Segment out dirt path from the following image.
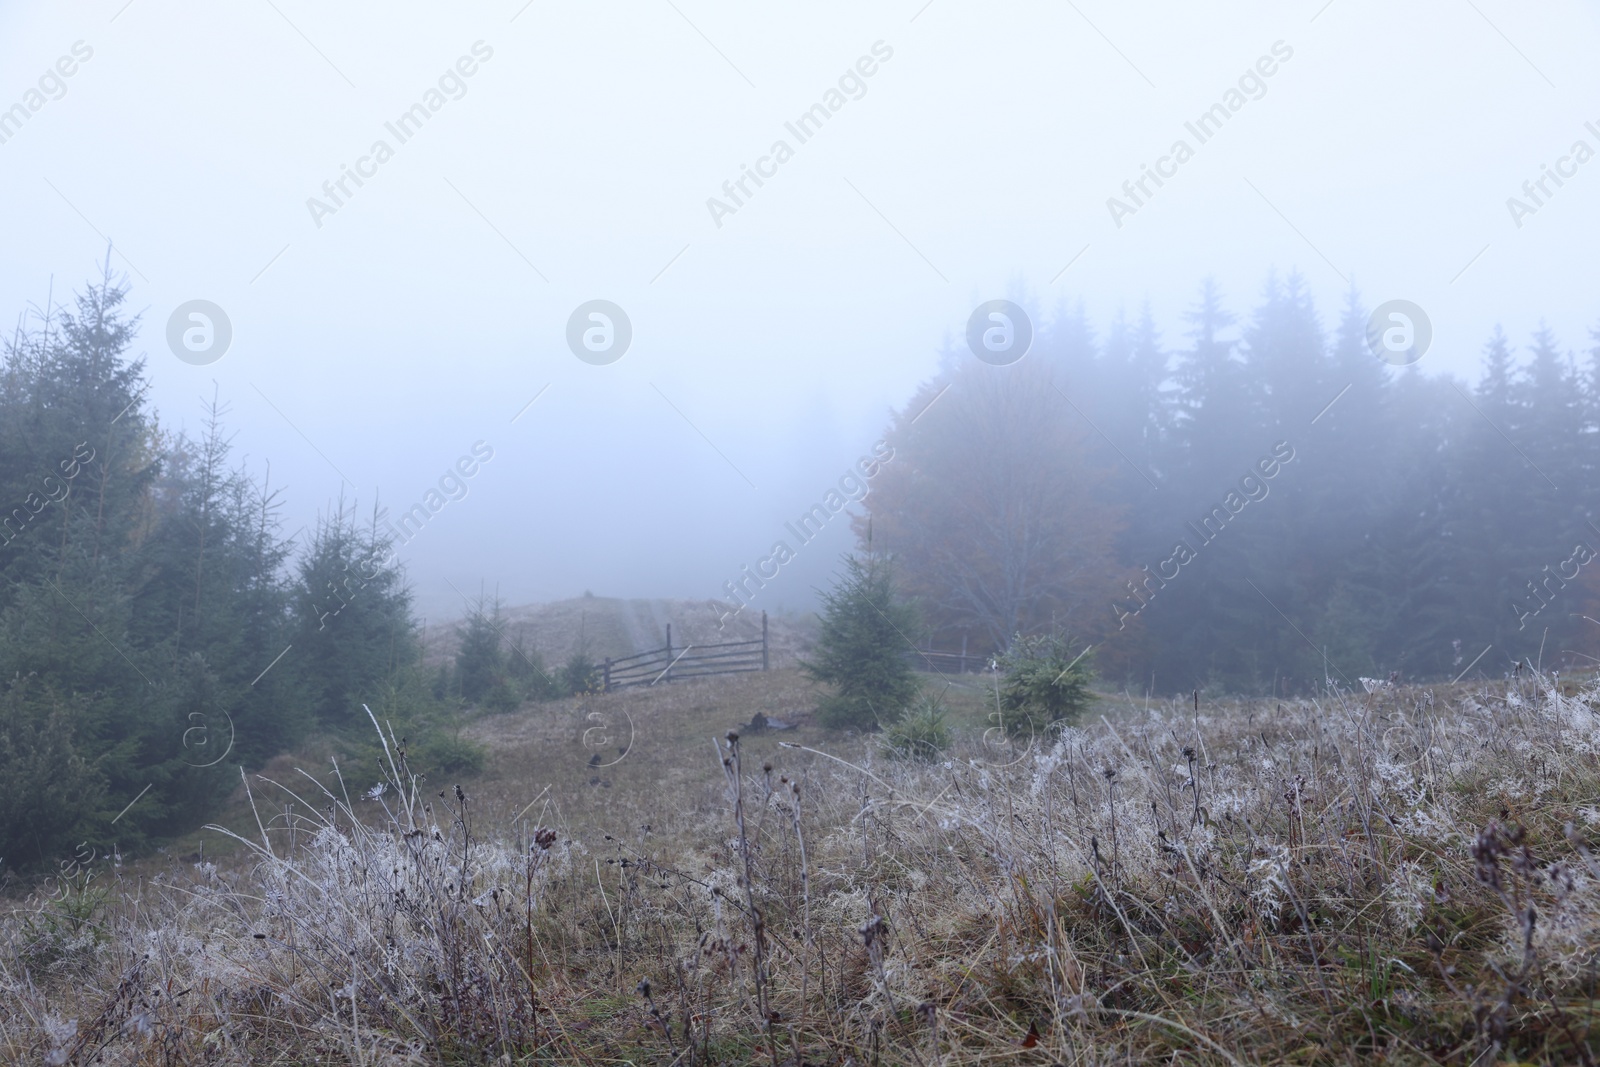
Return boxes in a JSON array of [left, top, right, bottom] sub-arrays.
[[619, 598, 668, 655]]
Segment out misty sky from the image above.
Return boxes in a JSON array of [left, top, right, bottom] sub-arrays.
[[2, 0, 1597, 623]]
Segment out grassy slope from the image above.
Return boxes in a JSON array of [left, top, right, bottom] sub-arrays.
[[144, 664, 1006, 866], [456, 667, 1008, 841], [8, 670, 1600, 1064]]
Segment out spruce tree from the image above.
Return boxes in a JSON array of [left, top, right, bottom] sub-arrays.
[[292, 503, 416, 728], [454, 598, 508, 707], [1457, 328, 1541, 658], [803, 556, 921, 730]]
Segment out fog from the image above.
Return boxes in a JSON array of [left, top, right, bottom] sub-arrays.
[[2, 0, 1597, 622]]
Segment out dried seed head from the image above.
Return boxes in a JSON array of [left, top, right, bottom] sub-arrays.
[[1472, 825, 1504, 889]]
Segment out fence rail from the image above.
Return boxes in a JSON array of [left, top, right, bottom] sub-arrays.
[[904, 648, 993, 674], [601, 612, 769, 691]]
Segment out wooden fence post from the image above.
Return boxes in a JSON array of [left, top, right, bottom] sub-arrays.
[[762, 610, 769, 671], [665, 624, 672, 683]]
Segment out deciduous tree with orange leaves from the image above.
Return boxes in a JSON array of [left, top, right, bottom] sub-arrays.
[[852, 351, 1134, 658]]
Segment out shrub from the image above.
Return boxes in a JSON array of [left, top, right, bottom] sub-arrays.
[[560, 651, 600, 697], [482, 679, 523, 715], [882, 693, 951, 762], [344, 683, 486, 784], [803, 556, 922, 729], [507, 637, 562, 702], [0, 679, 105, 871], [413, 731, 487, 777], [14, 866, 108, 975], [996, 633, 1093, 738], [455, 604, 508, 706]]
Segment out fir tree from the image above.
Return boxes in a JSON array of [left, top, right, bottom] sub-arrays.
[[803, 556, 922, 730]]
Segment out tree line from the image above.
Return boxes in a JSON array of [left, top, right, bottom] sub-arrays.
[[860, 274, 1600, 695], [0, 268, 573, 873]]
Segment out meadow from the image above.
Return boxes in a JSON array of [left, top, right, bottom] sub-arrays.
[[4, 667, 1600, 1065]]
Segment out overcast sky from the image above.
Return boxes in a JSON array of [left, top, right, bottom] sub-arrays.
[[2, 0, 1597, 622]]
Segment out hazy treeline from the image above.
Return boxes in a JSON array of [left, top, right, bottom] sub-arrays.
[[865, 274, 1600, 694]]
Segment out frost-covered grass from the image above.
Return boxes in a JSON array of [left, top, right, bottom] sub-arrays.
[[6, 672, 1600, 1064]]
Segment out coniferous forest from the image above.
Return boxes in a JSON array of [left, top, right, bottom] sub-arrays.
[[864, 274, 1599, 695], [0, 269, 466, 873]]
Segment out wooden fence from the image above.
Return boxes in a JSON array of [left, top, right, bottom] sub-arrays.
[[601, 611, 769, 691], [904, 648, 992, 674], [904, 635, 995, 675]]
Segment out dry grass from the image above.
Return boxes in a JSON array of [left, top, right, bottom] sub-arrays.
[[6, 669, 1600, 1064]]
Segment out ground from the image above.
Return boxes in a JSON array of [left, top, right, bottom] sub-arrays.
[[7, 666, 1600, 1065], [159, 662, 1006, 865]]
